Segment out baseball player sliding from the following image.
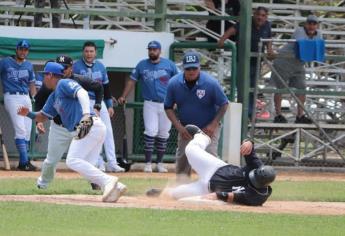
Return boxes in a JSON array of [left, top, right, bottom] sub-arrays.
[[18, 62, 126, 202], [118, 40, 178, 173], [0, 39, 37, 171], [147, 125, 276, 206], [34, 55, 105, 189], [73, 41, 124, 172]]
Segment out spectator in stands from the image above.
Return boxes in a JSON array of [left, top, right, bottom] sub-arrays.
[[218, 6, 274, 117], [164, 51, 229, 181], [271, 15, 323, 124], [204, 0, 240, 42], [34, 0, 61, 28]]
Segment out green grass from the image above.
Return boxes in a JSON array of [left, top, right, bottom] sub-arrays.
[[1, 177, 345, 202], [0, 202, 344, 236]]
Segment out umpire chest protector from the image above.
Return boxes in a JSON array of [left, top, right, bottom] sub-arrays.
[[209, 165, 247, 192]]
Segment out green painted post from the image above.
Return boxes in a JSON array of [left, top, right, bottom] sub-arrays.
[[238, 0, 252, 140], [154, 0, 167, 32]]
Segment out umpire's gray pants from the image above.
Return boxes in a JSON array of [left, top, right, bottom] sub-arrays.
[[175, 125, 221, 180]]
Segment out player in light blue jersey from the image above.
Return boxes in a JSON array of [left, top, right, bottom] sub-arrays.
[[0, 39, 37, 171], [18, 62, 127, 202], [118, 40, 178, 173], [73, 41, 124, 173]]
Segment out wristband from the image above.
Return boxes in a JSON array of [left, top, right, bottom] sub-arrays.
[[104, 98, 113, 109], [216, 192, 228, 202], [26, 111, 37, 120], [93, 103, 102, 111]]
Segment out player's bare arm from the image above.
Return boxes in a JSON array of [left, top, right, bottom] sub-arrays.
[[202, 103, 228, 137], [165, 109, 192, 140], [29, 82, 37, 98], [17, 107, 48, 123], [118, 79, 136, 104]]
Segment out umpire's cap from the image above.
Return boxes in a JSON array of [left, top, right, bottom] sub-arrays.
[[56, 55, 73, 67], [16, 39, 30, 49], [40, 62, 65, 77], [249, 165, 276, 189]]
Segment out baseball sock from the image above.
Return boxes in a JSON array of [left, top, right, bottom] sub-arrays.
[[144, 135, 155, 163], [15, 138, 28, 165], [155, 137, 167, 163]]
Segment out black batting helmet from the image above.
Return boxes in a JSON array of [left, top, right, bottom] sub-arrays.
[[249, 165, 276, 189]]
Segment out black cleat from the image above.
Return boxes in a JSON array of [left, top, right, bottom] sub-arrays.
[[185, 124, 202, 137], [17, 161, 37, 171], [295, 115, 312, 124], [146, 188, 162, 197], [90, 183, 101, 190], [273, 114, 287, 123]]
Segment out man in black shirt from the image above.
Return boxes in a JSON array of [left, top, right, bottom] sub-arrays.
[[147, 124, 275, 206]]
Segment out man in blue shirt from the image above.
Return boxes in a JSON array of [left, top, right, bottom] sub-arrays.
[[18, 62, 126, 202], [164, 51, 229, 180], [73, 41, 124, 173], [118, 40, 178, 173], [0, 39, 37, 171]]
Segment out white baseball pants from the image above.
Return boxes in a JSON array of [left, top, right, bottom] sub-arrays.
[[143, 100, 171, 139], [38, 121, 74, 187], [4, 94, 32, 140], [169, 133, 227, 199], [90, 100, 117, 163], [66, 117, 114, 187]]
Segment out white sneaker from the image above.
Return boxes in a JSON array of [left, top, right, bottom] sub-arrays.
[[106, 162, 125, 173], [144, 163, 152, 173], [102, 177, 119, 202], [37, 176, 48, 189], [157, 163, 168, 173]]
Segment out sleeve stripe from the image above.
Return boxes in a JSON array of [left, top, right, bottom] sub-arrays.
[[73, 87, 81, 98], [41, 110, 54, 119]]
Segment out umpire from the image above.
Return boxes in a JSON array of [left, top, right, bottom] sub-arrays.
[[164, 51, 229, 181]]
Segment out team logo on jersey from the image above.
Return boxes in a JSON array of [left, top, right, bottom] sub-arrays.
[[196, 89, 205, 99]]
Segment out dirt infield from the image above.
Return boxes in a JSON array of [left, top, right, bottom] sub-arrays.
[[0, 194, 345, 216], [1, 170, 345, 215]]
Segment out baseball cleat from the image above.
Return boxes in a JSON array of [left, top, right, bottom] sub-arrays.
[[157, 163, 168, 173], [146, 188, 162, 197], [91, 183, 101, 190], [185, 124, 202, 137], [36, 177, 48, 189], [144, 163, 152, 173], [17, 161, 37, 171], [102, 177, 118, 202], [106, 162, 125, 173]]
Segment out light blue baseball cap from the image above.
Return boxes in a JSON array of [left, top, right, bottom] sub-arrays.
[[39, 62, 64, 76], [183, 51, 200, 69]]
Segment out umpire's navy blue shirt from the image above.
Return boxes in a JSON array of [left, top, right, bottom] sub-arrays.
[[164, 71, 228, 129]]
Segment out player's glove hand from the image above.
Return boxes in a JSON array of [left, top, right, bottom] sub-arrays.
[[75, 114, 93, 140]]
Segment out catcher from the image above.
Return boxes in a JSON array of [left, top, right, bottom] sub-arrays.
[[17, 62, 126, 202], [147, 125, 276, 206]]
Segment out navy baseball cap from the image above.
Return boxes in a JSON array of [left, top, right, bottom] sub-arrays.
[[306, 15, 319, 23], [40, 62, 64, 76], [183, 51, 200, 69], [16, 39, 30, 49], [147, 40, 161, 49], [56, 55, 73, 67]]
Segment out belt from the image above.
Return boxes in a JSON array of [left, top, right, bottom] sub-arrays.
[[146, 99, 164, 103], [5, 92, 28, 95]]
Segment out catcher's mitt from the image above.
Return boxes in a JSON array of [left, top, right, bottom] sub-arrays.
[[75, 115, 93, 139]]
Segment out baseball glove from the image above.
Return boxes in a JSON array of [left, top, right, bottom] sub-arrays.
[[75, 115, 93, 139]]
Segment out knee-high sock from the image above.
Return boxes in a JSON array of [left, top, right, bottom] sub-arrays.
[[15, 138, 28, 165], [144, 134, 155, 163], [155, 137, 167, 163]]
